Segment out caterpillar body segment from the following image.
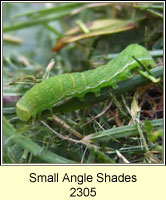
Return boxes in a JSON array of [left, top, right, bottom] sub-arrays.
[[16, 44, 155, 121]]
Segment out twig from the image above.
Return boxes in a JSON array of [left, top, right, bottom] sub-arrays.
[[116, 150, 130, 163], [52, 115, 83, 139], [81, 146, 88, 163], [41, 120, 98, 150]]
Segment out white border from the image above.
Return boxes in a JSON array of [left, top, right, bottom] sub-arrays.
[[1, 1, 165, 166]]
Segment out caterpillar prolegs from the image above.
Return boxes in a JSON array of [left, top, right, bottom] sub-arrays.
[[16, 44, 155, 121]]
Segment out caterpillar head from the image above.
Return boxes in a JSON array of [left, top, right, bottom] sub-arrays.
[[16, 102, 32, 121]]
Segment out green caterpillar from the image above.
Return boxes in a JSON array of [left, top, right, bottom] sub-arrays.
[[16, 44, 155, 121]]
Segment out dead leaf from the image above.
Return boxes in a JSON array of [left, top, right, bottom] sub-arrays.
[[52, 18, 140, 52], [130, 93, 140, 120]]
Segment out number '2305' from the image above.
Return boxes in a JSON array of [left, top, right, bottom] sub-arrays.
[[70, 187, 96, 197]]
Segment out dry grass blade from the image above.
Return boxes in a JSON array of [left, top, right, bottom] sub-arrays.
[[41, 120, 99, 150], [52, 19, 139, 52], [52, 115, 83, 139]]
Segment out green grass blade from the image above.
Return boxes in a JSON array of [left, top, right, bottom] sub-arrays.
[[3, 116, 74, 163], [3, 12, 70, 32], [12, 3, 84, 18], [90, 118, 163, 142]]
